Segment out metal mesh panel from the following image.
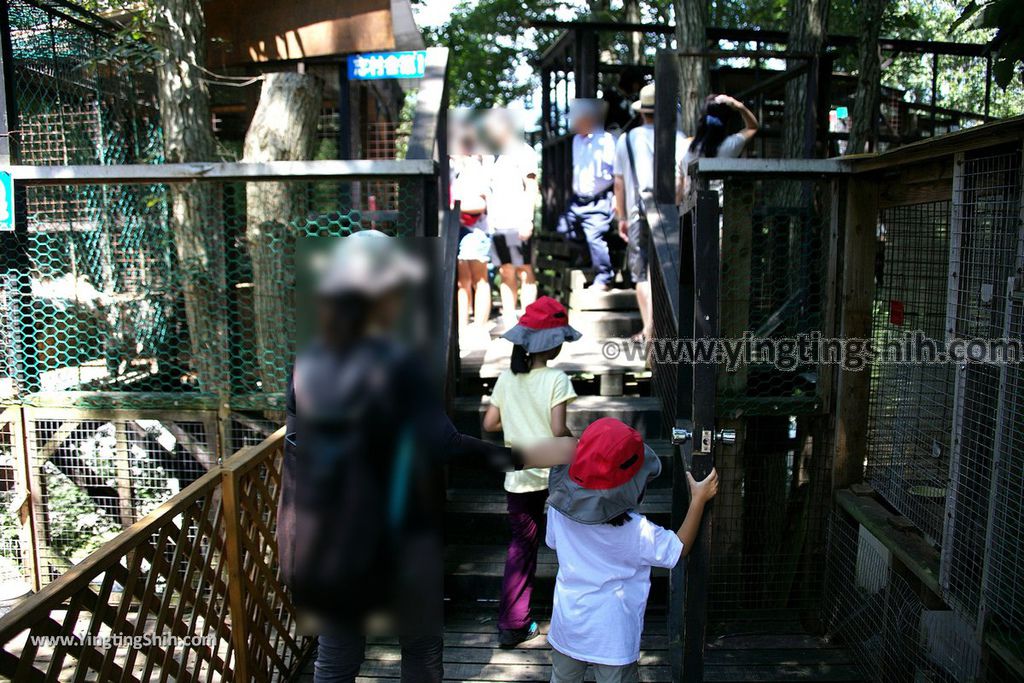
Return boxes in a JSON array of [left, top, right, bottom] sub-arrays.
[[25, 411, 216, 583], [0, 416, 27, 584], [984, 295, 1024, 673], [6, 0, 162, 166], [711, 177, 831, 617], [942, 148, 1022, 621], [823, 514, 982, 681], [866, 201, 955, 542], [1, 178, 424, 403]]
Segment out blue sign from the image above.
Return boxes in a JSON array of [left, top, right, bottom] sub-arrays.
[[348, 50, 428, 81], [0, 171, 12, 232]]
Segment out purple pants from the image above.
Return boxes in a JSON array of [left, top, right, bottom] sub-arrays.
[[498, 489, 548, 630]]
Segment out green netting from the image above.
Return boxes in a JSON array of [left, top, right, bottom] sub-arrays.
[[2, 178, 425, 406], [7, 0, 163, 166]]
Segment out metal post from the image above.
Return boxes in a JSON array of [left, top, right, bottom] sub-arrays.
[[681, 189, 721, 683], [669, 204, 696, 681], [337, 58, 351, 160], [930, 53, 938, 136], [984, 55, 992, 119], [575, 27, 599, 98], [654, 50, 678, 206]]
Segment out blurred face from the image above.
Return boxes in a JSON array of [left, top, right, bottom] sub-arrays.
[[572, 113, 596, 136], [370, 288, 406, 331]]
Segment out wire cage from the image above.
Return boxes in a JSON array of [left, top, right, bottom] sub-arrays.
[[828, 141, 1024, 681], [4, 0, 162, 166]]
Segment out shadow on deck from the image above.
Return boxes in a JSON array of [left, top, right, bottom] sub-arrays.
[[297, 607, 862, 682]]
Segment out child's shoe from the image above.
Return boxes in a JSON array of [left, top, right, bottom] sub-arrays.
[[498, 621, 540, 648]]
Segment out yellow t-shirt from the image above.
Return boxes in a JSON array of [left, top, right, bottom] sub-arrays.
[[489, 367, 577, 493]]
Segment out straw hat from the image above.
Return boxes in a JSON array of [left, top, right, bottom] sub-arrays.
[[631, 83, 656, 113]]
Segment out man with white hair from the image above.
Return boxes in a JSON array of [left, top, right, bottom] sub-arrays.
[[556, 99, 619, 291]]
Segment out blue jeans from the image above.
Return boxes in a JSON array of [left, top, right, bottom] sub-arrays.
[[315, 631, 443, 683], [556, 192, 615, 286]]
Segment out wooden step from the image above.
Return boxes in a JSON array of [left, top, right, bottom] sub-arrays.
[[569, 287, 639, 312], [444, 486, 675, 542], [443, 543, 670, 604], [459, 337, 648, 381], [570, 310, 643, 339], [453, 395, 663, 439]]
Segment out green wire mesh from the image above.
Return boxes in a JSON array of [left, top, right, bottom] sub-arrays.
[[2, 178, 424, 405]]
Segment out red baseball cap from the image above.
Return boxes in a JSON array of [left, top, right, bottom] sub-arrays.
[[569, 417, 646, 490]]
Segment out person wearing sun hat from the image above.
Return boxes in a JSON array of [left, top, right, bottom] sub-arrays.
[[482, 296, 581, 648], [613, 83, 691, 342], [545, 418, 719, 682]]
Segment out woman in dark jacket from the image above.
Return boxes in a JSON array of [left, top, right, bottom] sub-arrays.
[[277, 231, 575, 683]]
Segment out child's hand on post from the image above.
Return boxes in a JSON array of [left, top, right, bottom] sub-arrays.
[[686, 468, 719, 505]]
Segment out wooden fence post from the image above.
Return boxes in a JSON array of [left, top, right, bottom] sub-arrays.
[[833, 175, 878, 490], [220, 466, 250, 682]]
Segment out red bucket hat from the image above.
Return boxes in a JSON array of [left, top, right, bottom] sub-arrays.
[[502, 296, 582, 353], [547, 418, 661, 524]]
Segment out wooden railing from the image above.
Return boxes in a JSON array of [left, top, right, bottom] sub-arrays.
[[0, 428, 309, 682]]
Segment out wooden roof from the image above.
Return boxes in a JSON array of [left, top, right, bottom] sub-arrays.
[[205, 0, 424, 66]]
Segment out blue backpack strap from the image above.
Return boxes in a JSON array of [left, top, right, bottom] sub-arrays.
[[388, 424, 415, 530]]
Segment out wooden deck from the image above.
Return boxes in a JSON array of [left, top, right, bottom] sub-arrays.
[[296, 608, 864, 682]]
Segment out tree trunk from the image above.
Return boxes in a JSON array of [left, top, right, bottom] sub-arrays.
[[848, 0, 883, 155], [242, 72, 323, 395], [675, 0, 709, 135], [782, 0, 829, 160], [153, 0, 228, 396]]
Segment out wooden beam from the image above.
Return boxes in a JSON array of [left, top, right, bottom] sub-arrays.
[[3, 159, 435, 185], [835, 489, 941, 596], [695, 157, 851, 178], [849, 115, 1024, 172], [832, 177, 878, 490], [654, 50, 680, 206], [406, 47, 450, 163]]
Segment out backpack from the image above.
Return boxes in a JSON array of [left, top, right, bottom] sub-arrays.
[[276, 340, 417, 619]]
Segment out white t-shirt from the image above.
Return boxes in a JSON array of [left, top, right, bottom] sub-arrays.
[[488, 142, 539, 233], [613, 124, 690, 224], [545, 507, 683, 666], [489, 367, 576, 493], [682, 131, 749, 170], [572, 130, 617, 196]]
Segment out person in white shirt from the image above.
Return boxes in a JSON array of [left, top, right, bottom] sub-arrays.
[[555, 99, 619, 291], [613, 84, 690, 342], [680, 94, 759, 195], [545, 418, 719, 682], [486, 110, 540, 325]]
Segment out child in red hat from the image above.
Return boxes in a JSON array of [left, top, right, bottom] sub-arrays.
[[483, 296, 581, 648], [545, 417, 719, 682]]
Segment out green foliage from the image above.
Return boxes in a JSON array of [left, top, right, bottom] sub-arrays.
[[954, 0, 1024, 87], [423, 0, 572, 107]]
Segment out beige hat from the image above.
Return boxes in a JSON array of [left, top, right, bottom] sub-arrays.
[[631, 83, 655, 113]]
